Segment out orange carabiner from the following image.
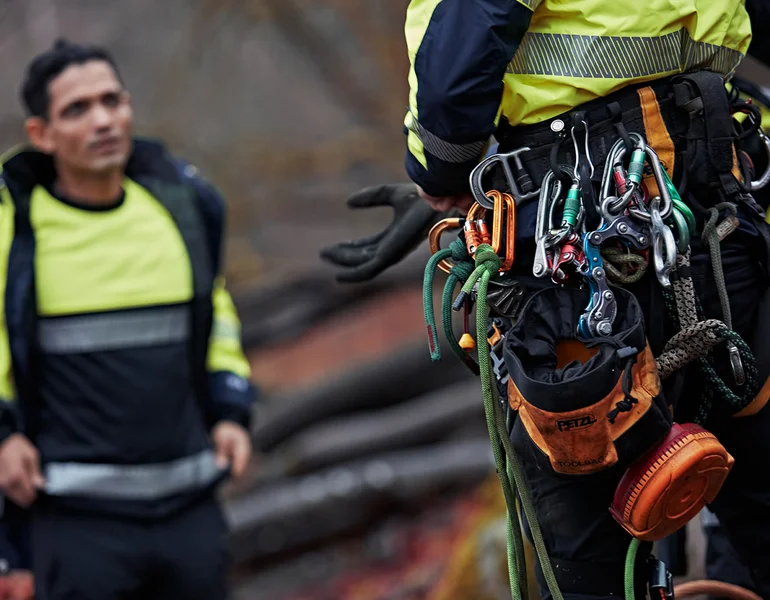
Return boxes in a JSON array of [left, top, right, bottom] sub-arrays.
[[466, 191, 516, 272], [497, 191, 516, 272], [428, 217, 464, 274]]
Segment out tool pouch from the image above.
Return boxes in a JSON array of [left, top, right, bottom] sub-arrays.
[[504, 285, 672, 475]]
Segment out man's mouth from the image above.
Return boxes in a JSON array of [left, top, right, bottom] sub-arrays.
[[90, 136, 122, 154]]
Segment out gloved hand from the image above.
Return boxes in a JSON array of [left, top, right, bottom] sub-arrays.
[[320, 183, 448, 283]]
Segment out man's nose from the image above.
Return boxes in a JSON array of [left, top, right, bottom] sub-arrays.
[[91, 104, 113, 129]]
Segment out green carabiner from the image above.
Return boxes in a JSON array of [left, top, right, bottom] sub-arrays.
[[669, 207, 690, 253], [660, 169, 695, 234]]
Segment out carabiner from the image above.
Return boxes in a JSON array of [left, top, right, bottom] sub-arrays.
[[534, 171, 562, 278], [464, 191, 516, 272], [571, 121, 595, 180], [650, 197, 677, 287], [659, 168, 696, 234], [750, 130, 770, 191], [668, 208, 691, 254], [428, 217, 465, 274], [643, 146, 673, 220]]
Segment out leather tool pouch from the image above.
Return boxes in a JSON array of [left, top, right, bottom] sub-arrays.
[[504, 286, 673, 475]]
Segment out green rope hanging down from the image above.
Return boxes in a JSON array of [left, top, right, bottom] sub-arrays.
[[470, 244, 564, 600], [625, 538, 640, 600]]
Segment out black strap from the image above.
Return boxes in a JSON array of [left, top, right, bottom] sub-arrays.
[[673, 72, 741, 197], [608, 101, 634, 152]]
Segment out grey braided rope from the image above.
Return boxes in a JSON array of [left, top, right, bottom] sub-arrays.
[[657, 250, 758, 423], [656, 319, 726, 380]]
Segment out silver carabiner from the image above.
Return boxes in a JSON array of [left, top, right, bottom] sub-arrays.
[[750, 130, 770, 191], [650, 197, 676, 287], [643, 146, 673, 220], [571, 121, 595, 180], [534, 171, 563, 278]]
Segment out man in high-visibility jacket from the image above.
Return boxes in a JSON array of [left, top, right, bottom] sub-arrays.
[[0, 39, 257, 599], [324, 1, 770, 598]]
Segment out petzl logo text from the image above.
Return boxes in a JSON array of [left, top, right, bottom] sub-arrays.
[[557, 415, 597, 432]]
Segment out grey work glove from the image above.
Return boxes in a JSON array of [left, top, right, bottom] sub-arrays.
[[320, 183, 447, 283]]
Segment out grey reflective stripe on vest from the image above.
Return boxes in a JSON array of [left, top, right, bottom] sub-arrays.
[[406, 114, 487, 164], [507, 27, 743, 79], [37, 305, 190, 354], [43, 449, 223, 500]]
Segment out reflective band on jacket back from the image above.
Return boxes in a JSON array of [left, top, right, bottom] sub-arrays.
[[507, 27, 742, 79], [38, 305, 190, 354], [43, 449, 223, 500]]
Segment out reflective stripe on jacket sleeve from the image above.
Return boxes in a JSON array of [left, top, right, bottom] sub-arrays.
[[404, 0, 534, 196]]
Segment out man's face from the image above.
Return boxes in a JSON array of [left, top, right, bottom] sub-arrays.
[[27, 60, 133, 176]]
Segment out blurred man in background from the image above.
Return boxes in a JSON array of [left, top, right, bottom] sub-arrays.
[[0, 39, 256, 599]]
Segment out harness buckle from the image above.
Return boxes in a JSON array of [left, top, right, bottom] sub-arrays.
[[469, 147, 540, 209]]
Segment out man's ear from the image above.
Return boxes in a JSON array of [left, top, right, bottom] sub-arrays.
[[24, 117, 55, 154]]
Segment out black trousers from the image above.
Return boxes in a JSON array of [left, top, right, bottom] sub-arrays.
[[518, 240, 770, 599], [31, 495, 229, 600]]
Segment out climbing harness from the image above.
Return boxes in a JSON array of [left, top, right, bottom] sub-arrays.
[[422, 92, 770, 599]]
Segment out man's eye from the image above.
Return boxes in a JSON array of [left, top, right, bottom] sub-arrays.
[[62, 101, 88, 117], [103, 93, 120, 107]]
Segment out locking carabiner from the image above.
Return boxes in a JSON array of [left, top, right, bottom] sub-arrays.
[[461, 190, 516, 272]]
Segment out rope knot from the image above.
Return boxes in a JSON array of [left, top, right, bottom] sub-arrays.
[[448, 238, 470, 262], [474, 243, 501, 273]]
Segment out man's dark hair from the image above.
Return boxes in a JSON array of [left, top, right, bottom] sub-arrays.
[[20, 38, 122, 118]]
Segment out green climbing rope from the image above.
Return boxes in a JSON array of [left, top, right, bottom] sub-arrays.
[[441, 272, 480, 373], [625, 538, 640, 600], [471, 244, 564, 600], [423, 247, 452, 361]]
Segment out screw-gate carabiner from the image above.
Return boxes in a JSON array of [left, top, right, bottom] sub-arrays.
[[461, 191, 516, 272]]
